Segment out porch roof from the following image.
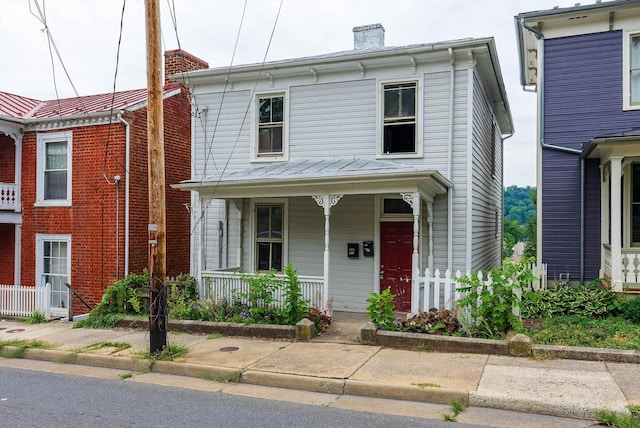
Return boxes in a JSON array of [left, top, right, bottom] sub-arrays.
[[583, 127, 640, 159], [173, 159, 452, 200]]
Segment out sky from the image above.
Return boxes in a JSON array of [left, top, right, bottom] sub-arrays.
[[0, 0, 571, 187]]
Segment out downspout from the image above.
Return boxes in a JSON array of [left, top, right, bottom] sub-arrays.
[[518, 18, 585, 284], [117, 113, 131, 276], [447, 48, 455, 271]]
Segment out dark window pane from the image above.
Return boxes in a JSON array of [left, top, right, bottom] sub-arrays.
[[383, 123, 416, 153], [256, 205, 270, 237], [272, 97, 283, 122], [400, 87, 415, 117], [384, 199, 412, 214], [271, 242, 282, 271], [384, 89, 400, 118], [634, 204, 640, 243], [271, 205, 282, 238], [634, 165, 640, 203], [259, 98, 271, 123], [271, 127, 282, 152], [257, 242, 271, 271], [45, 170, 67, 199], [258, 129, 272, 153]]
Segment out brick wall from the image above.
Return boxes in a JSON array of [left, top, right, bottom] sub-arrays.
[[0, 224, 15, 284], [0, 134, 15, 183]]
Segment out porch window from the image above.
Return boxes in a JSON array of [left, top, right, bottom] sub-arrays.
[[633, 164, 640, 243], [36, 234, 71, 310], [382, 82, 417, 154], [36, 131, 72, 206], [257, 94, 284, 158], [255, 203, 283, 271]]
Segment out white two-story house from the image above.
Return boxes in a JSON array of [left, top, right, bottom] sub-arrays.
[[175, 24, 514, 313]]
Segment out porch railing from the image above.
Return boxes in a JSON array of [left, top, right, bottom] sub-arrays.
[[602, 245, 640, 285], [200, 270, 325, 310], [0, 284, 51, 318], [0, 182, 17, 211]]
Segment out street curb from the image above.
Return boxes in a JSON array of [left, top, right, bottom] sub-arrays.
[[344, 379, 468, 405], [152, 360, 241, 382], [468, 391, 610, 420], [241, 370, 345, 395], [75, 353, 152, 372]]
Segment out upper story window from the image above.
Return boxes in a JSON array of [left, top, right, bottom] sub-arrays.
[[36, 131, 72, 206], [378, 79, 422, 158], [624, 30, 640, 110], [254, 92, 288, 161]]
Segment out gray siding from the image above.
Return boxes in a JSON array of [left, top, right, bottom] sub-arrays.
[[471, 71, 502, 271]]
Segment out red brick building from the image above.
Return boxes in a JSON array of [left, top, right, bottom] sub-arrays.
[[0, 50, 207, 317]]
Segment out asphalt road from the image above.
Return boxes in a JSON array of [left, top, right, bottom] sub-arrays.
[[0, 367, 485, 428]]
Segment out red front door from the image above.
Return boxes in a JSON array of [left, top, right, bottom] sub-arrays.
[[380, 221, 413, 312]]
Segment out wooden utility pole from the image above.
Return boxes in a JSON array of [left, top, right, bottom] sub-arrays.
[[145, 0, 167, 353]]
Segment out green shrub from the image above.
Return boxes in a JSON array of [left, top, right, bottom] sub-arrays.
[[239, 270, 280, 321], [366, 288, 398, 330], [522, 286, 622, 319], [622, 297, 640, 324], [279, 264, 309, 325], [456, 261, 534, 339], [23, 311, 46, 324]]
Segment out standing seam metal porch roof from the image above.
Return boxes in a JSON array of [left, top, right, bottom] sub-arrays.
[[174, 159, 452, 199]]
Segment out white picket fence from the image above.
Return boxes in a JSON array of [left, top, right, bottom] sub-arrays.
[[417, 263, 548, 315], [0, 284, 51, 318]]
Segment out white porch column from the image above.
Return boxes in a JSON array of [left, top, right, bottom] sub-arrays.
[[402, 192, 421, 314], [13, 135, 22, 214], [14, 224, 21, 286], [312, 194, 343, 313], [610, 156, 623, 292], [600, 165, 610, 279], [427, 201, 434, 273]]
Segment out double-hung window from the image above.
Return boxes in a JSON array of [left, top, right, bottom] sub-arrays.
[[382, 81, 417, 155], [36, 131, 72, 206], [255, 203, 284, 272], [624, 31, 640, 110], [256, 94, 285, 159]]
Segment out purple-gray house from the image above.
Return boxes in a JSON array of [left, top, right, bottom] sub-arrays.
[[516, 0, 640, 292]]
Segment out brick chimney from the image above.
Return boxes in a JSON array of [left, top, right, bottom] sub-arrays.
[[353, 24, 385, 50], [164, 49, 209, 84]]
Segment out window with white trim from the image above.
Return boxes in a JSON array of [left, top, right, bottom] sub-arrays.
[[624, 30, 640, 110], [632, 164, 640, 243], [36, 234, 71, 310], [256, 94, 285, 158], [382, 81, 417, 154], [255, 203, 284, 271], [36, 131, 72, 206]]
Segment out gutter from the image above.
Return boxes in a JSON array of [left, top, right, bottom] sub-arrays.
[[447, 47, 455, 271], [517, 18, 585, 284], [117, 112, 131, 276]]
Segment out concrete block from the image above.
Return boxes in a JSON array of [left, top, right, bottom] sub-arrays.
[[295, 318, 315, 341], [360, 322, 378, 345], [509, 334, 531, 357]]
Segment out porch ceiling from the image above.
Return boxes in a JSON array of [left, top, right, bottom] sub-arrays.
[[173, 159, 452, 201]]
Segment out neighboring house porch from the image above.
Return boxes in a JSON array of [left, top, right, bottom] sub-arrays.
[[584, 129, 640, 292], [176, 159, 451, 313]]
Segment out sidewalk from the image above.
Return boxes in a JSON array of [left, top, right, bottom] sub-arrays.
[[1, 314, 639, 422]]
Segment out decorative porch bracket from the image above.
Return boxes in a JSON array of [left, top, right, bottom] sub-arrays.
[[312, 194, 343, 313], [401, 192, 421, 314]]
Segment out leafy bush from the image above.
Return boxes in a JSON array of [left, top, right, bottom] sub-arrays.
[[622, 296, 640, 324], [239, 270, 280, 321], [366, 288, 397, 330], [280, 264, 309, 325], [456, 261, 534, 339], [522, 286, 622, 319]]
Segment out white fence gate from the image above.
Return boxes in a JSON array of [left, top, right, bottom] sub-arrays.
[[0, 284, 51, 318]]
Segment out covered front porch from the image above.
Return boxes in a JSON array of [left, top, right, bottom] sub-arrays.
[[175, 159, 452, 313], [585, 129, 640, 292]]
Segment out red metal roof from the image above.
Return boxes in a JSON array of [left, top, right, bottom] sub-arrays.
[[0, 84, 181, 120]]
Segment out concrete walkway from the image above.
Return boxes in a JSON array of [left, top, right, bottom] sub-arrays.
[[1, 315, 639, 422]]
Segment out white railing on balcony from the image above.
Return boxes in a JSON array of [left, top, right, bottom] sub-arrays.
[[0, 283, 51, 318], [200, 270, 325, 310], [0, 182, 17, 210]]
